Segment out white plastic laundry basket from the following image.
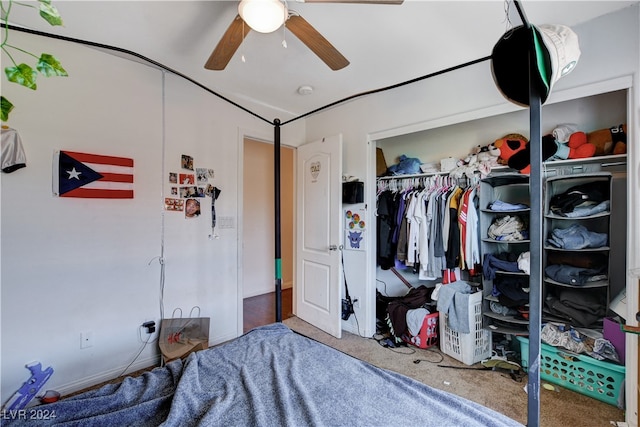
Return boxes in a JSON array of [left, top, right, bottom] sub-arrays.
[[439, 290, 492, 365]]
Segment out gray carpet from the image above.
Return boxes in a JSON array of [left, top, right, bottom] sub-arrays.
[[283, 316, 626, 427]]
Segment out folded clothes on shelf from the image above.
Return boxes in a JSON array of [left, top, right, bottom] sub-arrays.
[[545, 264, 607, 286], [563, 200, 610, 218], [544, 288, 607, 328], [549, 181, 609, 214], [547, 223, 608, 249], [488, 200, 529, 211], [488, 215, 528, 241]]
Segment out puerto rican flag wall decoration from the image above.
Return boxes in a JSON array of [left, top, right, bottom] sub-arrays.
[[53, 150, 134, 198]]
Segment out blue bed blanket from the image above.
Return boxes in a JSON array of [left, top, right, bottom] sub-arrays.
[[7, 323, 523, 426]]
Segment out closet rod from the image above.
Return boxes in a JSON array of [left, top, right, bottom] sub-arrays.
[[377, 171, 450, 180]]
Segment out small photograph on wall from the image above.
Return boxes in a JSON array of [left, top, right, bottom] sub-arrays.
[[165, 198, 184, 211], [196, 187, 206, 197], [181, 155, 194, 170], [169, 172, 177, 183], [345, 229, 364, 250], [345, 209, 366, 231], [196, 168, 208, 184], [179, 173, 195, 185], [185, 198, 201, 218], [171, 187, 178, 196], [180, 186, 197, 198]]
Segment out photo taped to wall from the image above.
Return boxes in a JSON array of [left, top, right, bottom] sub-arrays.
[[179, 173, 195, 185], [185, 198, 201, 218], [165, 198, 184, 212], [181, 155, 194, 170]]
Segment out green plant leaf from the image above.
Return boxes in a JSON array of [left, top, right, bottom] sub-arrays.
[[39, 1, 64, 26], [1, 96, 15, 122], [37, 53, 68, 77], [5, 64, 38, 90]]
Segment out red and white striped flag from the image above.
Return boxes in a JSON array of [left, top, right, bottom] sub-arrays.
[[53, 150, 134, 198]]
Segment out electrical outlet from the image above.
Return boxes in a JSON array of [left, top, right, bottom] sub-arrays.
[[80, 331, 94, 349], [353, 298, 360, 308], [142, 321, 156, 334]]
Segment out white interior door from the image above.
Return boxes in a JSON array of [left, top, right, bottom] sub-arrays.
[[296, 135, 342, 338]]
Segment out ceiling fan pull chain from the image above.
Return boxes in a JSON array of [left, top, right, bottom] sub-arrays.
[[241, 19, 246, 63], [282, 2, 290, 49], [282, 21, 288, 48]]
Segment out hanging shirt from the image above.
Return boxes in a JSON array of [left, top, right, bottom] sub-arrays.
[[458, 187, 472, 270], [406, 191, 421, 267], [464, 187, 481, 271], [446, 186, 463, 269], [1, 127, 27, 173]]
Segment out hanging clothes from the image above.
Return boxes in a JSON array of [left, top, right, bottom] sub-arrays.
[[376, 190, 397, 269], [376, 174, 480, 280], [1, 126, 27, 173]]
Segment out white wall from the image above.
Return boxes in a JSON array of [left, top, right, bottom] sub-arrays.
[[0, 29, 304, 402]]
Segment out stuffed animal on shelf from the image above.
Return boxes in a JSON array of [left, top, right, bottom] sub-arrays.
[[505, 134, 558, 174], [474, 143, 501, 166], [451, 150, 479, 179], [587, 124, 627, 156], [493, 133, 554, 174], [458, 152, 478, 168], [492, 133, 529, 167], [552, 131, 596, 160]]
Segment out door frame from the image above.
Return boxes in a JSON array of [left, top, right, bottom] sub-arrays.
[[237, 127, 298, 336]]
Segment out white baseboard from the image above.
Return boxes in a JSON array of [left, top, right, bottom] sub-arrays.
[[56, 329, 241, 398], [55, 354, 161, 397], [209, 331, 238, 346]]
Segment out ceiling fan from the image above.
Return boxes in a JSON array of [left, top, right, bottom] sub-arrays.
[[204, 0, 403, 71]]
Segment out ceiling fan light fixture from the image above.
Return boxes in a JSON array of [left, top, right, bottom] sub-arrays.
[[238, 0, 288, 34]]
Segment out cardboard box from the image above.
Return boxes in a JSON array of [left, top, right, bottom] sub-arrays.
[[376, 148, 387, 176], [603, 317, 626, 364]]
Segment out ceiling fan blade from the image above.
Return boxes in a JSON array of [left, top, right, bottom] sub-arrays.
[[205, 15, 250, 70], [301, 0, 403, 4], [286, 15, 349, 71]]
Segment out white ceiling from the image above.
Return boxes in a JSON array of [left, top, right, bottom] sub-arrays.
[[5, 1, 638, 121]]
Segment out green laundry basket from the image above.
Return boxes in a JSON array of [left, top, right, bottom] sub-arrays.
[[516, 336, 625, 408]]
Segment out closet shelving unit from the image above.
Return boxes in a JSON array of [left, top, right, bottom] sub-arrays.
[[541, 172, 613, 326], [479, 173, 531, 336]]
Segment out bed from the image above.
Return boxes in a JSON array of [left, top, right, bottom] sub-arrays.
[[7, 323, 523, 426]]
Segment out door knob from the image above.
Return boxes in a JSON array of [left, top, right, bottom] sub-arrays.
[[329, 245, 343, 251]]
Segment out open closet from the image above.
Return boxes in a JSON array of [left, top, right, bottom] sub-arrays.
[[374, 80, 630, 408]]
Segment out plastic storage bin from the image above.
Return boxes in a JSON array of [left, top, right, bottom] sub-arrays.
[[516, 336, 625, 407], [403, 312, 438, 349], [439, 291, 492, 365]]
